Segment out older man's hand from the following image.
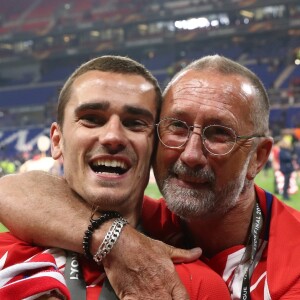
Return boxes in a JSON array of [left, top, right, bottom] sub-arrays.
[[102, 225, 201, 300]]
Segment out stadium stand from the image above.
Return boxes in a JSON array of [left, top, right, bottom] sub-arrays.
[[0, 0, 300, 173]]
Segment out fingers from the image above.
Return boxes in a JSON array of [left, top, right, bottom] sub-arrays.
[[102, 226, 191, 299], [166, 245, 202, 264]]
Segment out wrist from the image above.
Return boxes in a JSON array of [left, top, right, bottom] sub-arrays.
[[82, 211, 122, 259], [82, 211, 127, 262], [90, 220, 113, 255], [93, 217, 128, 264]]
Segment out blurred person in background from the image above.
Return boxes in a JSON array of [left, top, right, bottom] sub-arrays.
[[1, 55, 300, 299], [292, 129, 300, 181], [278, 134, 296, 200], [0, 55, 230, 300], [270, 138, 281, 194]]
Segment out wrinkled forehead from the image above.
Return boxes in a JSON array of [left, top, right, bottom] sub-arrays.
[[161, 69, 256, 126], [164, 70, 254, 106], [166, 69, 253, 97]]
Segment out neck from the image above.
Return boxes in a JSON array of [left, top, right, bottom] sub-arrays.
[[183, 188, 257, 258], [93, 195, 144, 229], [123, 193, 146, 228]]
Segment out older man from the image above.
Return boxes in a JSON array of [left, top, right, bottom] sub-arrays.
[[1, 55, 300, 299], [0, 55, 230, 299]]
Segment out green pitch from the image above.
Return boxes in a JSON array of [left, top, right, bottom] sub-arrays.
[[0, 223, 7, 233], [253, 170, 300, 211]]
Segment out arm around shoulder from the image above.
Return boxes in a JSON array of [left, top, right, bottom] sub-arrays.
[[0, 171, 90, 252]]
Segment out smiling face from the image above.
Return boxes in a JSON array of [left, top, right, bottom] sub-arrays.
[[154, 69, 272, 220], [50, 70, 157, 219]]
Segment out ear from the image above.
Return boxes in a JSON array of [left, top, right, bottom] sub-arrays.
[[247, 137, 274, 180], [50, 122, 63, 160]]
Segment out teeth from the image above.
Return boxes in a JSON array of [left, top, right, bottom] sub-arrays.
[[92, 159, 127, 169]]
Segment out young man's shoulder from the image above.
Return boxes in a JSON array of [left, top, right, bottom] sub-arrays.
[[0, 231, 66, 268], [0, 232, 42, 260], [0, 232, 70, 299]]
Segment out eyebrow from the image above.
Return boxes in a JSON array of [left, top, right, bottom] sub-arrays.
[[124, 105, 154, 121], [75, 102, 110, 114], [75, 101, 155, 121]]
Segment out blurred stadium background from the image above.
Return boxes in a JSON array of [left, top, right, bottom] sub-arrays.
[[0, 0, 300, 229]]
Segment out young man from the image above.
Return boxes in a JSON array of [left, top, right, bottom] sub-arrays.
[[0, 56, 230, 299]]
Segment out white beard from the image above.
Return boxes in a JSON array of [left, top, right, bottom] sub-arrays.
[[160, 156, 251, 220]]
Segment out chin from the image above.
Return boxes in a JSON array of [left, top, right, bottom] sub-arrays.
[[89, 192, 127, 210]]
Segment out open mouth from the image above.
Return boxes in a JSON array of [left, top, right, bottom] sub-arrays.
[[90, 159, 129, 175]]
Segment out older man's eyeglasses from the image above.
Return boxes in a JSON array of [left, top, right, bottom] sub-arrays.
[[156, 118, 266, 156]]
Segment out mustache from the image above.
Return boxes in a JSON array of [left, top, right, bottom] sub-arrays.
[[171, 162, 215, 182]]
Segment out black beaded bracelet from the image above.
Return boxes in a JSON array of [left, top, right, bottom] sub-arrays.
[[83, 211, 122, 260]]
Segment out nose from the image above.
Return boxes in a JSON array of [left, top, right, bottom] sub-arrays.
[[180, 128, 207, 168], [100, 115, 127, 153]]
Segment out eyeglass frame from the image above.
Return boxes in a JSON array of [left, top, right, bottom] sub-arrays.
[[155, 118, 266, 156]]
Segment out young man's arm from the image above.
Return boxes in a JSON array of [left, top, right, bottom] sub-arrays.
[[0, 171, 201, 300]]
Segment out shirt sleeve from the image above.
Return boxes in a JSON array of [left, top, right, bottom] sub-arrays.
[[0, 232, 70, 299]]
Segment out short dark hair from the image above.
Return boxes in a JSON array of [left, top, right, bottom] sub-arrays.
[[57, 55, 162, 126]]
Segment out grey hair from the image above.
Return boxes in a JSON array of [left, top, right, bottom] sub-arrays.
[[164, 55, 270, 134]]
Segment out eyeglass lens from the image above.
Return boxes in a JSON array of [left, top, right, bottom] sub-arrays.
[[157, 119, 237, 155]]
